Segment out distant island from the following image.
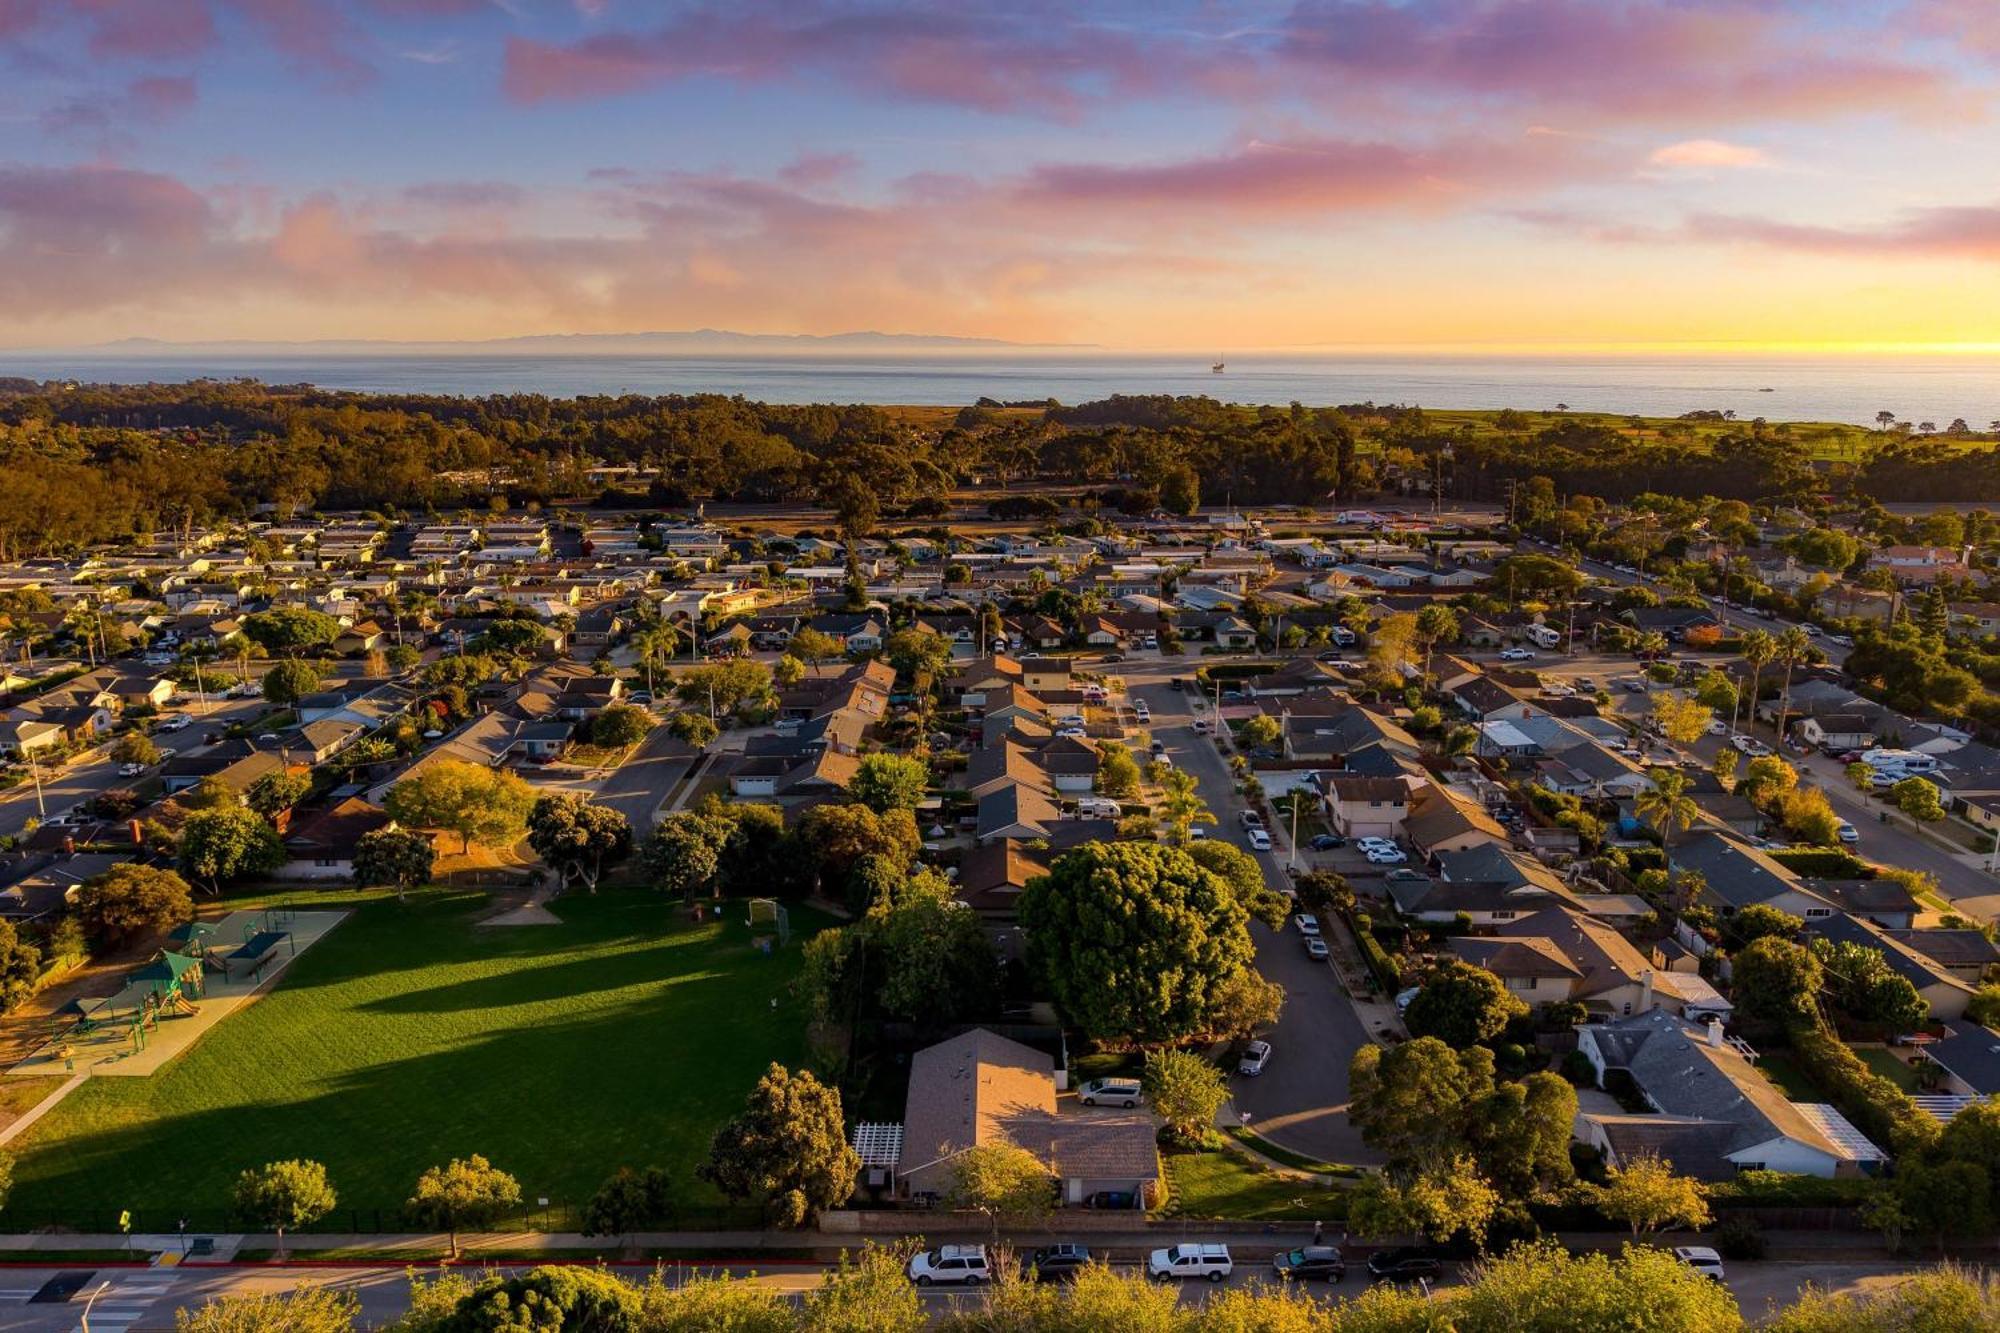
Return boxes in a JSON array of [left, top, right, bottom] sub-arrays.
[[46, 329, 1087, 357]]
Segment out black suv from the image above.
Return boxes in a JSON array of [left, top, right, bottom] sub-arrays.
[[1022, 1244, 1091, 1282], [1366, 1247, 1444, 1284], [1271, 1246, 1346, 1283]]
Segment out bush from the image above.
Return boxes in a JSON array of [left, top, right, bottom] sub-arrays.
[[1766, 848, 1871, 879], [1714, 1216, 1767, 1261], [1708, 1170, 1878, 1207], [1561, 1050, 1598, 1086], [1357, 927, 1402, 993]]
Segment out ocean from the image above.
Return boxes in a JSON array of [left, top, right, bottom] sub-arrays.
[[3, 351, 2000, 427]]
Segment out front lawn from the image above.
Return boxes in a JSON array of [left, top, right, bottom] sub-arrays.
[[1854, 1047, 1923, 1092], [7, 887, 820, 1230], [1159, 1147, 1346, 1222]]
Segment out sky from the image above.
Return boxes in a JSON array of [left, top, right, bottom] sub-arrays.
[[3, 0, 2000, 351]]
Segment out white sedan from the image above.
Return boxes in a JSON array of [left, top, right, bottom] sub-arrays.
[[1247, 829, 1273, 851], [1293, 913, 1321, 936], [1366, 847, 1409, 865]]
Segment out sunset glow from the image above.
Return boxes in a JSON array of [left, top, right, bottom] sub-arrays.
[[4, 0, 1998, 350]]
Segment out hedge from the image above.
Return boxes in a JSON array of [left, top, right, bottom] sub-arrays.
[[1766, 848, 1872, 879], [1348, 912, 1403, 993], [1708, 1169, 1879, 1207], [1786, 1028, 1938, 1154]]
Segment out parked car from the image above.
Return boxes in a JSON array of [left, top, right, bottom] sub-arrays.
[[159, 715, 192, 732], [1366, 847, 1408, 865], [1309, 833, 1346, 850], [117, 762, 146, 777], [1304, 937, 1329, 961], [1021, 1244, 1091, 1283], [1238, 1040, 1272, 1076], [1247, 829, 1273, 851], [1077, 1078, 1143, 1109], [1707, 720, 1728, 735], [1272, 1246, 1346, 1283], [1191, 718, 1212, 734], [1082, 1190, 1138, 1210], [1384, 867, 1428, 884], [1149, 739, 1167, 756], [1837, 821, 1860, 844], [1367, 1248, 1444, 1284], [1293, 913, 1321, 936], [1674, 1246, 1726, 1282], [1132, 702, 1151, 722], [1240, 810, 1266, 829], [908, 1245, 991, 1286], [1499, 647, 1535, 661], [1148, 1243, 1233, 1282], [1830, 634, 1854, 649]]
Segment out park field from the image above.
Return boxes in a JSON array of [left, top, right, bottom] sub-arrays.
[[6, 887, 819, 1231]]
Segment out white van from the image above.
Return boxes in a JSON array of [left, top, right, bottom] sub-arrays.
[[1524, 624, 1562, 649]]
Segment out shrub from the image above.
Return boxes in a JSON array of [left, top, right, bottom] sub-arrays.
[[1714, 1216, 1767, 1261], [1766, 848, 1871, 879], [1788, 1029, 1938, 1155]]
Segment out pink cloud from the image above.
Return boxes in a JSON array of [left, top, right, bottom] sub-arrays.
[[71, 0, 215, 61], [401, 181, 527, 211], [501, 2, 1193, 115], [1277, 0, 1940, 124], [1685, 207, 2000, 261], [1015, 131, 1612, 221], [1649, 139, 1768, 169]]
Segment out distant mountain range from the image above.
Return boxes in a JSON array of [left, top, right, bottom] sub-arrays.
[[51, 329, 1085, 356]]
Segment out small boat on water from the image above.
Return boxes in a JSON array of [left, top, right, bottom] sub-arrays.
[[1759, 387, 1774, 392], [1211, 359, 1225, 373]]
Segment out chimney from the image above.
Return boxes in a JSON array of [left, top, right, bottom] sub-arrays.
[[1707, 1017, 1725, 1048], [1639, 968, 1655, 1013]]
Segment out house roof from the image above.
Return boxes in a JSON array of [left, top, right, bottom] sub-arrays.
[[1403, 783, 1508, 849], [1926, 1020, 2000, 1097], [1669, 831, 1834, 913], [1589, 1009, 1845, 1163], [900, 1029, 1055, 1178], [1808, 912, 1976, 1001]]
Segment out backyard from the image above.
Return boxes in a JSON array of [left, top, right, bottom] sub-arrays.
[[5, 886, 820, 1230]]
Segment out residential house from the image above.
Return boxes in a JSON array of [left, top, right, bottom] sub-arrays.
[[891, 1029, 1160, 1207], [1451, 906, 1730, 1020], [1322, 776, 1410, 840], [279, 797, 395, 880], [1577, 1009, 1882, 1179], [1402, 783, 1509, 858], [1668, 831, 1839, 922], [1921, 1021, 2000, 1099], [1806, 913, 1975, 1022]]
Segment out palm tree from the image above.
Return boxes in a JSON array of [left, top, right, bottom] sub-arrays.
[[1773, 626, 1811, 739], [1414, 604, 1460, 682], [1738, 629, 1777, 733], [632, 624, 681, 698], [1155, 768, 1216, 846], [1636, 768, 1701, 842]]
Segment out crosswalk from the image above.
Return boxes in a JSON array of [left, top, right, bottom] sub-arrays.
[[66, 1275, 176, 1333]]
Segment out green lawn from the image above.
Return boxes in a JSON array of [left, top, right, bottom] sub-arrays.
[[7, 887, 820, 1229], [1160, 1148, 1346, 1223], [1854, 1047, 1923, 1092], [1753, 1052, 1821, 1101]]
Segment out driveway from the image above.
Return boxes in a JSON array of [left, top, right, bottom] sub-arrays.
[[1130, 669, 1380, 1167], [587, 723, 699, 835]]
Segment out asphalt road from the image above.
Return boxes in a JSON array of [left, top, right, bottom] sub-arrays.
[[1125, 664, 1379, 1168], [0, 699, 263, 840], [0, 1254, 1939, 1331]]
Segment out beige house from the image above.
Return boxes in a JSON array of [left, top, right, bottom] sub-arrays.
[[894, 1030, 1159, 1208]]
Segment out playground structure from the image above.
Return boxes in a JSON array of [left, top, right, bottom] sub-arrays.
[[15, 906, 344, 1080]]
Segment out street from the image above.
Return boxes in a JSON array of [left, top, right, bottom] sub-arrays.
[[0, 1251, 1939, 1331], [0, 699, 263, 840], [1125, 663, 1380, 1168]]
